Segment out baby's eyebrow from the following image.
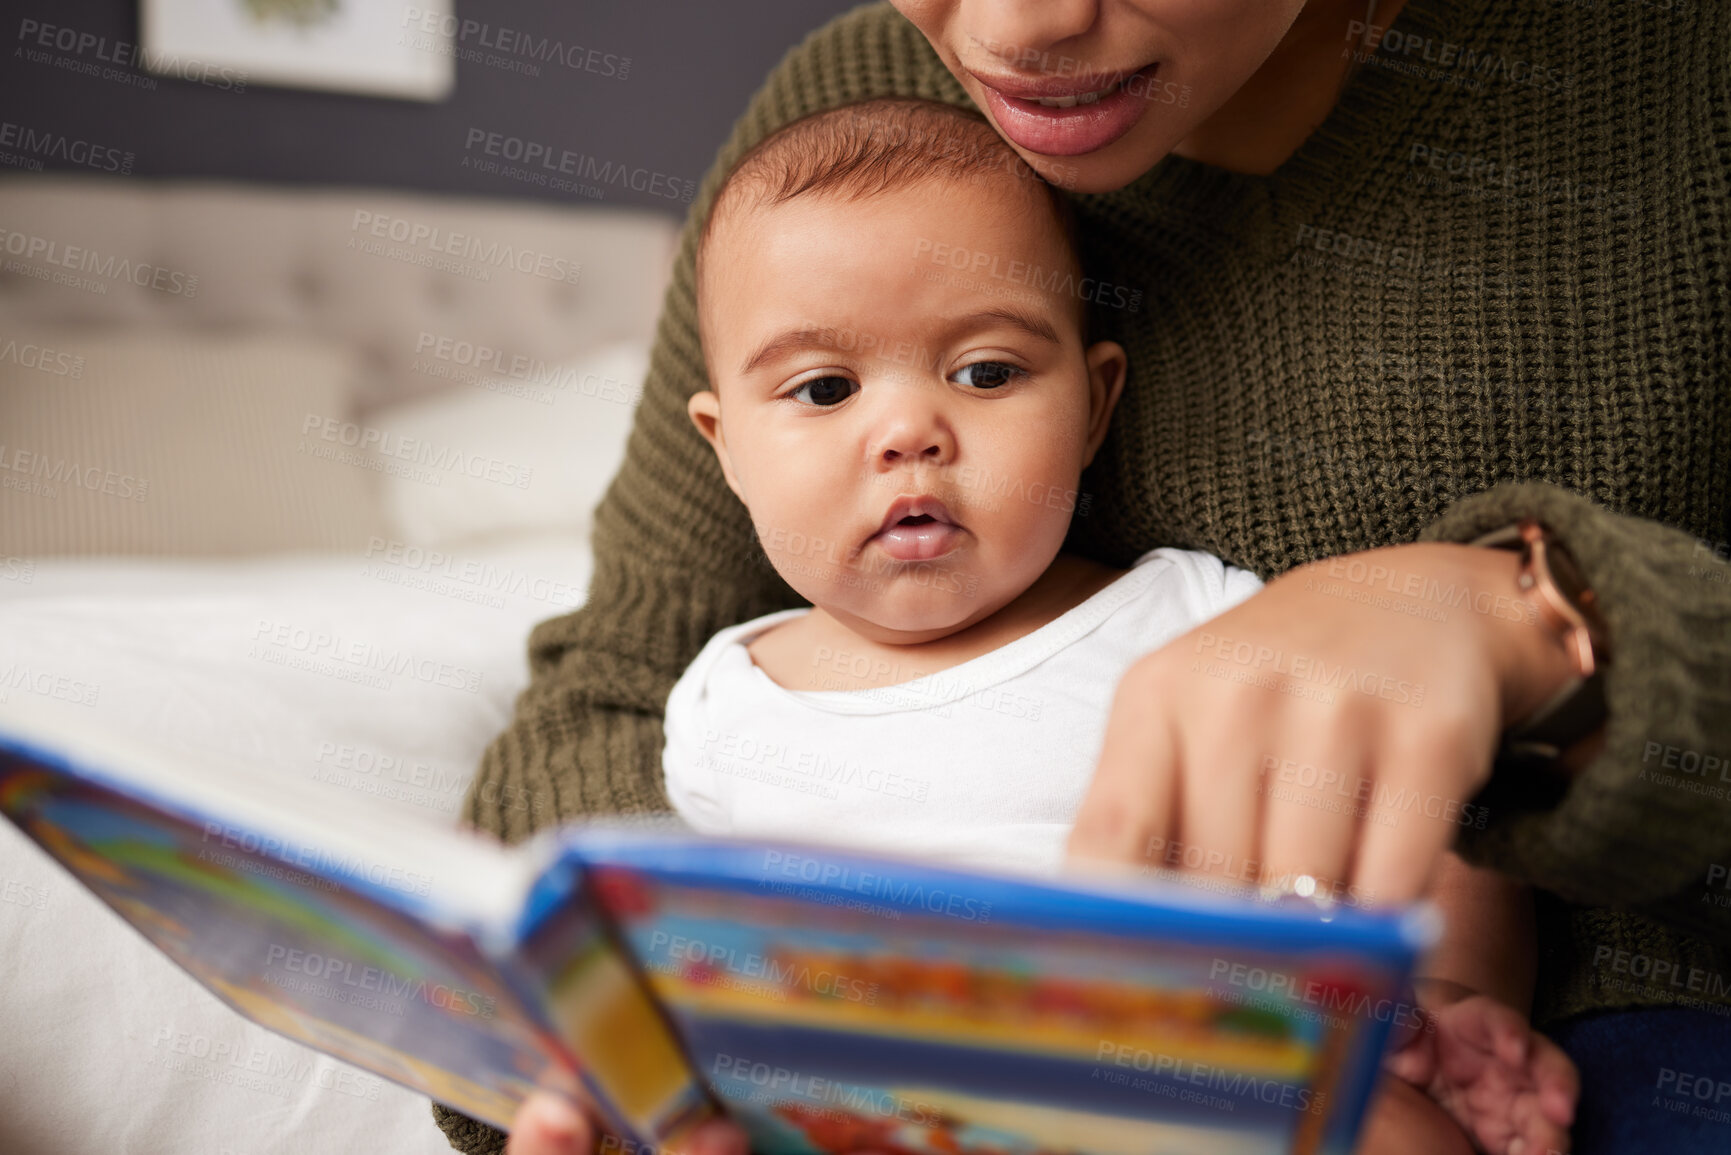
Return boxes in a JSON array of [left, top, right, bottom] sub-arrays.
[[951, 307, 1062, 349], [738, 307, 1061, 377], [739, 328, 823, 376]]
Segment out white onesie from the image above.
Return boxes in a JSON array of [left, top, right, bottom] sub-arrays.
[[661, 546, 1263, 877]]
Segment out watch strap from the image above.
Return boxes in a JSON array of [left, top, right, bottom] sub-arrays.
[[1501, 669, 1606, 764], [1470, 520, 1609, 761]]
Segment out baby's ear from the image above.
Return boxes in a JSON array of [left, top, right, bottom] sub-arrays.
[[1082, 340, 1129, 466], [687, 389, 745, 499]]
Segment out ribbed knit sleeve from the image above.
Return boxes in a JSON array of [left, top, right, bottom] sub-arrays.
[[432, 6, 956, 1151], [1421, 484, 1731, 930]]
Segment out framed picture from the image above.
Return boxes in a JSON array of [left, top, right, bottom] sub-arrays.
[[141, 0, 455, 101]]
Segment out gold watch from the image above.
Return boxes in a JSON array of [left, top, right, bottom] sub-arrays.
[[1471, 519, 1610, 763]]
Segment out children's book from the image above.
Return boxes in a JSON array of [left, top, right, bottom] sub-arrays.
[[0, 708, 1437, 1155]]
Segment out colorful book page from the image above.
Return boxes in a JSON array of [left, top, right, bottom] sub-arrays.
[[0, 758, 568, 1128], [581, 837, 1420, 1155]]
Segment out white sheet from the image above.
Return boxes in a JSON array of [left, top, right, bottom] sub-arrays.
[[0, 532, 593, 1154]]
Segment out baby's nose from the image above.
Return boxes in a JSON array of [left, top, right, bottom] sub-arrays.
[[881, 440, 945, 464], [870, 395, 955, 465]]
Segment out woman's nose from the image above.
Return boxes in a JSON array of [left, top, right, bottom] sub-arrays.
[[964, 0, 1102, 62]]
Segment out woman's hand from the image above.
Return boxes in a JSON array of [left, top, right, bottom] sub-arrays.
[[1067, 543, 1583, 903], [504, 1093, 749, 1155]]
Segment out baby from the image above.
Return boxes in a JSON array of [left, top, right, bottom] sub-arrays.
[[661, 96, 1574, 1155]]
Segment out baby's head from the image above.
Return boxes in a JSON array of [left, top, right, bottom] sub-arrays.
[[688, 97, 1126, 645]]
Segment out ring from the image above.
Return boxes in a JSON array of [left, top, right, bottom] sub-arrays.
[[1258, 873, 1338, 919]]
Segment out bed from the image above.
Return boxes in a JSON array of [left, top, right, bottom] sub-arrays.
[[0, 173, 677, 1153]]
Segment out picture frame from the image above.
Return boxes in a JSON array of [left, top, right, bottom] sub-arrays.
[[140, 0, 455, 102]]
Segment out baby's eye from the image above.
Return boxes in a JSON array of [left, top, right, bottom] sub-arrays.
[[952, 361, 1025, 390], [789, 375, 859, 407]]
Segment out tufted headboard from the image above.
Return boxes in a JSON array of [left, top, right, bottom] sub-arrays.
[[0, 175, 681, 556], [0, 175, 680, 412]]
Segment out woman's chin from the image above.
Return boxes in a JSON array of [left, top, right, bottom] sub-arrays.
[[1006, 123, 1185, 195]]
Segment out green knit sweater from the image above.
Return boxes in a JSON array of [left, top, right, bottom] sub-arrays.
[[433, 1, 1731, 1149]]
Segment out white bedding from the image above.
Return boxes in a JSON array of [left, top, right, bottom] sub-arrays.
[[0, 532, 593, 1154]]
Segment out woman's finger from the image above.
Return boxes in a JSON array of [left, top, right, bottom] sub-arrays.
[[1173, 726, 1263, 892], [504, 1097, 751, 1155], [1251, 736, 1367, 907], [1348, 724, 1490, 904], [1066, 659, 1180, 870], [505, 1092, 592, 1155], [670, 1118, 752, 1155]]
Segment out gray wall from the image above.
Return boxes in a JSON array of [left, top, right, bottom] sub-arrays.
[[0, 0, 871, 216]]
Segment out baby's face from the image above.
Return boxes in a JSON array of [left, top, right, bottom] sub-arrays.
[[690, 178, 1124, 645]]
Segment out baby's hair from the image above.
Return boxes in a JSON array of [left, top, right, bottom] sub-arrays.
[[695, 96, 1085, 336]]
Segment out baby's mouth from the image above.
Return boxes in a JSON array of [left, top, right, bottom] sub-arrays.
[[871, 511, 964, 563]]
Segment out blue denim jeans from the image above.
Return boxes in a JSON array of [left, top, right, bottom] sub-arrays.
[[1550, 1007, 1731, 1154]]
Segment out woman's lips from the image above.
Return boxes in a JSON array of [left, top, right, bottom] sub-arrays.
[[872, 519, 963, 562], [974, 64, 1159, 157]]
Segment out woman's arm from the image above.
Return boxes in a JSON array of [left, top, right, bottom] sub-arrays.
[[1069, 488, 1731, 942], [434, 7, 965, 1153], [1069, 539, 1584, 900], [1419, 482, 1731, 939]]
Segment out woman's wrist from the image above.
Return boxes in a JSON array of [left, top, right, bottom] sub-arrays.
[[1453, 545, 1612, 778], [1280, 541, 1584, 730], [1403, 542, 1585, 730]]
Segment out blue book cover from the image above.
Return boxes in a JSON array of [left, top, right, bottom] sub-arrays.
[[0, 710, 1436, 1154]]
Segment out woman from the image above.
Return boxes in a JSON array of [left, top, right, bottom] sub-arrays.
[[434, 1, 1731, 1152]]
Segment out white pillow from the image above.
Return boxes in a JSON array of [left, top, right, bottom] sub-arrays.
[[369, 341, 650, 547], [0, 328, 385, 556]]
